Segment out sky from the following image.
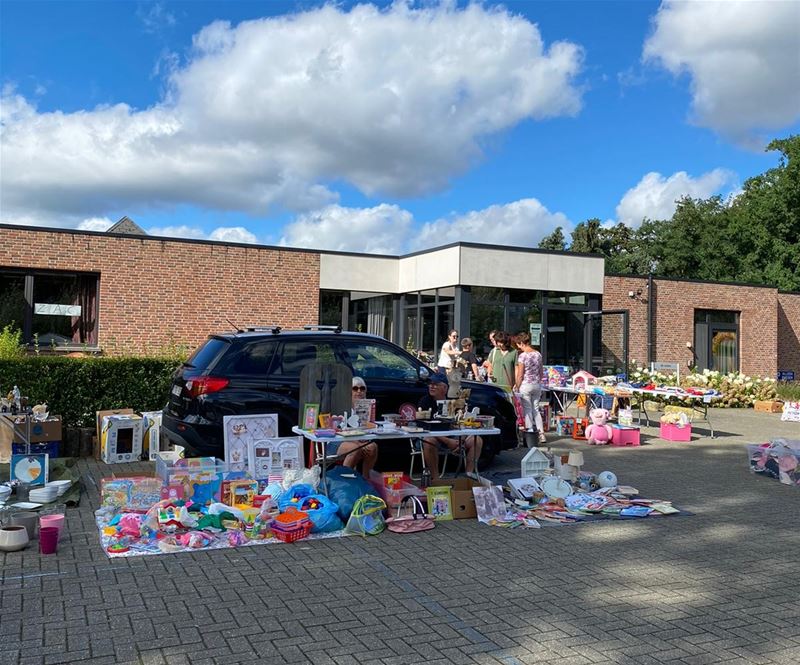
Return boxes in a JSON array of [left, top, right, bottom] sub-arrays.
[[1, 0, 799, 254]]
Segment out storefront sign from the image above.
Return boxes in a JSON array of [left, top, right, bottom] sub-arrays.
[[777, 370, 795, 381]]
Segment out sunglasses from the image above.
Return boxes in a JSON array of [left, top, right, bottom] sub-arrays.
[[352, 386, 366, 392]]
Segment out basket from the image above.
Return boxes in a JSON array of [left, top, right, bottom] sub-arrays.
[[270, 521, 313, 543]]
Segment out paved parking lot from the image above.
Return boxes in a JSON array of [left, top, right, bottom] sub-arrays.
[[1, 409, 799, 665]]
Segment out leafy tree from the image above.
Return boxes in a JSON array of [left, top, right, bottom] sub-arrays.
[[538, 226, 567, 251], [570, 218, 603, 253]]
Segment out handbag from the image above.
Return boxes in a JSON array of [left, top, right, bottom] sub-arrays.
[[385, 495, 435, 533], [344, 494, 387, 536]]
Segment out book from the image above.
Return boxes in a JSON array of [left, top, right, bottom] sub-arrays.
[[472, 485, 506, 523], [426, 486, 453, 521], [507, 477, 542, 501]]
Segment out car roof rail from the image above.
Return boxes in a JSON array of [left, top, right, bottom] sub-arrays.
[[303, 324, 342, 333], [244, 326, 282, 334]]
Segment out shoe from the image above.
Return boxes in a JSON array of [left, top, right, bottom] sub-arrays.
[[538, 433, 547, 444], [465, 471, 480, 480]]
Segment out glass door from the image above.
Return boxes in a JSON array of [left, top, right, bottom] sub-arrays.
[[710, 326, 738, 373]]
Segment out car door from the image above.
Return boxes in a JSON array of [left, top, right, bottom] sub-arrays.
[[337, 338, 429, 418]]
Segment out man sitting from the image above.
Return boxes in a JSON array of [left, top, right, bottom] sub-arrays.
[[419, 373, 482, 480]]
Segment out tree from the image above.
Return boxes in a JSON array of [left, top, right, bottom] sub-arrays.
[[538, 226, 567, 251], [570, 218, 603, 254]]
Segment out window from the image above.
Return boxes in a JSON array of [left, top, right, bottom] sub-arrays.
[[214, 340, 278, 376], [340, 342, 418, 381], [402, 288, 457, 356], [694, 310, 739, 373], [319, 290, 345, 327], [186, 338, 229, 371], [0, 269, 98, 348], [272, 341, 337, 378], [348, 293, 393, 339]]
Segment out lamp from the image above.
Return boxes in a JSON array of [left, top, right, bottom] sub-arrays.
[[567, 451, 584, 468]]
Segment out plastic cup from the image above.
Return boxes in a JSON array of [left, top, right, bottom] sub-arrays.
[[39, 514, 65, 540], [39, 526, 59, 554]]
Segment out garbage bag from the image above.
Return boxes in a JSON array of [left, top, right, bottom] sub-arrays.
[[298, 494, 344, 533], [323, 466, 375, 521]]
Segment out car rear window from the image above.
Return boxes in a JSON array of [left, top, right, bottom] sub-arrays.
[[213, 340, 278, 376], [184, 338, 228, 370]]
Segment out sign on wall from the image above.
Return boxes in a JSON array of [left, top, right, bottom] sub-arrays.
[[777, 370, 795, 382], [529, 323, 542, 346]]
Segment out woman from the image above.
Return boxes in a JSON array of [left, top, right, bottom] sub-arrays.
[[329, 377, 378, 477], [437, 329, 462, 395], [513, 332, 547, 446], [490, 331, 518, 392], [482, 330, 498, 382]]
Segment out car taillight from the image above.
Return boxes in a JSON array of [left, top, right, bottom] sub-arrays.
[[185, 377, 229, 398]]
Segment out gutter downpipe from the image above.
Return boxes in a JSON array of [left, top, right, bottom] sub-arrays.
[[647, 273, 654, 365]]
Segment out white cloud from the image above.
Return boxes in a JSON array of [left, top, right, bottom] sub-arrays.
[[615, 169, 736, 226], [209, 226, 258, 244], [0, 3, 584, 225], [280, 204, 412, 254], [644, 0, 800, 145], [138, 2, 176, 35], [77, 217, 113, 232], [411, 199, 571, 251], [145, 224, 207, 239]]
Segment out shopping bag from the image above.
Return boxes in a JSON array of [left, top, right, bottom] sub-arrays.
[[511, 391, 525, 428], [386, 495, 435, 534], [298, 494, 344, 533], [344, 494, 386, 536]]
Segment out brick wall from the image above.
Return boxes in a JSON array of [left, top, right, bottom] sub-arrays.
[[777, 292, 800, 377], [604, 276, 778, 379], [0, 227, 320, 355]]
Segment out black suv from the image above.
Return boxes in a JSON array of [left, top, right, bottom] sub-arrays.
[[162, 326, 518, 465]]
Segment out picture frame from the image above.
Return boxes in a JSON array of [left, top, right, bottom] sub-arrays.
[[223, 413, 279, 473], [318, 413, 332, 429], [248, 437, 303, 481], [472, 485, 506, 523], [426, 485, 453, 521], [302, 403, 319, 430]]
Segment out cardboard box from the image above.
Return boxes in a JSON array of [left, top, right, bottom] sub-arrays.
[[754, 400, 784, 413], [5, 415, 62, 443], [12, 441, 61, 457], [140, 410, 163, 461], [96, 409, 134, 447], [660, 422, 692, 442], [430, 477, 483, 519]]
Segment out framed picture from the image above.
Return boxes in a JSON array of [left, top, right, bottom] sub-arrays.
[[318, 413, 332, 429], [248, 437, 303, 480], [11, 453, 49, 486], [353, 398, 376, 424], [472, 485, 506, 523], [302, 403, 319, 430], [223, 414, 279, 473], [426, 486, 453, 521]]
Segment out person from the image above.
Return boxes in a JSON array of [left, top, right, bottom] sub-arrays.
[[459, 337, 480, 381], [329, 377, 378, 478], [490, 331, 518, 392], [482, 330, 498, 382], [419, 373, 482, 480], [437, 329, 462, 396], [512, 332, 547, 446]]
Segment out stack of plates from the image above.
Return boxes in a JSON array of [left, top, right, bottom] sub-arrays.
[[29, 485, 59, 503], [46, 480, 72, 497]]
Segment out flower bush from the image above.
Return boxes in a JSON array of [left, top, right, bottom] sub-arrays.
[[628, 360, 777, 408]]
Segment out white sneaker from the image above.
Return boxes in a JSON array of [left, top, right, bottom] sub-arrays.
[[465, 471, 480, 480]]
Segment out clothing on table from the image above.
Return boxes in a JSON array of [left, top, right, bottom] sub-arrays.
[[491, 349, 518, 390], [437, 341, 458, 369]]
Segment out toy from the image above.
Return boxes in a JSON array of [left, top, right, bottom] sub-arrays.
[[570, 370, 597, 391], [596, 471, 618, 488], [585, 409, 612, 445]]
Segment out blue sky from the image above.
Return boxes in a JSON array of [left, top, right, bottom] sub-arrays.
[[1, 0, 798, 253]]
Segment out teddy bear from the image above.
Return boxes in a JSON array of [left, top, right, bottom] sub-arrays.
[[585, 408, 612, 445]]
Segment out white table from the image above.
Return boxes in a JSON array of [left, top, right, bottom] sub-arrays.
[[292, 425, 500, 494]]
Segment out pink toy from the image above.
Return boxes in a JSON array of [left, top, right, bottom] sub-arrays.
[[585, 408, 612, 445], [571, 370, 597, 391], [118, 513, 144, 538]]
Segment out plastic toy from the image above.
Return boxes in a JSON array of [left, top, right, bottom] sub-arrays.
[[585, 409, 612, 445], [570, 370, 597, 391], [596, 471, 618, 488]]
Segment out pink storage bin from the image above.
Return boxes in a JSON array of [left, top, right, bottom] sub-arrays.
[[610, 425, 640, 447], [660, 422, 692, 442]]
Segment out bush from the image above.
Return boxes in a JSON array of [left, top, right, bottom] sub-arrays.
[[0, 324, 24, 360], [0, 356, 182, 428], [776, 381, 800, 401]]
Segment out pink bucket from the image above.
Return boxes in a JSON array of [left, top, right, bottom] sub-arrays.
[[39, 514, 65, 540]]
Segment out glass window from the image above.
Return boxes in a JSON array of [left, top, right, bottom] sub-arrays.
[[472, 287, 505, 303], [421, 306, 436, 355], [185, 338, 229, 371], [545, 309, 585, 369], [29, 273, 97, 347], [319, 290, 344, 327], [507, 305, 541, 339], [547, 292, 587, 306], [403, 293, 418, 306], [420, 289, 437, 305], [272, 341, 337, 377], [471, 303, 504, 359], [341, 342, 418, 381], [0, 272, 26, 330], [437, 303, 454, 350], [437, 287, 455, 303], [711, 330, 737, 373], [213, 340, 277, 376], [404, 310, 419, 352], [508, 289, 539, 305], [694, 309, 738, 324]]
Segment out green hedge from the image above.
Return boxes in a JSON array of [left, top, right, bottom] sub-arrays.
[[0, 356, 182, 428]]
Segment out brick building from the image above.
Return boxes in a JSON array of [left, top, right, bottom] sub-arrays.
[[1, 223, 798, 380]]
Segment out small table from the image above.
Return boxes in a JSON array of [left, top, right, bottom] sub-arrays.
[[292, 426, 500, 495], [627, 388, 719, 438]]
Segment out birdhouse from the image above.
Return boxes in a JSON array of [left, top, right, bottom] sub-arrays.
[[570, 370, 597, 391], [521, 448, 550, 477]]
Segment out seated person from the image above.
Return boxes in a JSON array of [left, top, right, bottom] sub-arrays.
[[419, 373, 482, 480], [327, 377, 378, 478]]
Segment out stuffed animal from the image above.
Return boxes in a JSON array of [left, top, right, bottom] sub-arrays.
[[585, 408, 612, 445]]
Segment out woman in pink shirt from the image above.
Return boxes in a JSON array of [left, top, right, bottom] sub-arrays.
[[512, 332, 547, 447]]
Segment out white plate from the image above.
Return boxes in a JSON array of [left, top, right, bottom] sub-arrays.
[[10, 502, 43, 510], [541, 476, 572, 500]]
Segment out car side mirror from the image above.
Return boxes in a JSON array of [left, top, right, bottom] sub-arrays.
[[418, 366, 430, 382]]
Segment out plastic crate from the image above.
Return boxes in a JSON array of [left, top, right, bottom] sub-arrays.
[[610, 425, 640, 447], [660, 423, 691, 442], [369, 471, 426, 507], [270, 521, 313, 543], [12, 441, 60, 458], [155, 456, 228, 503]]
